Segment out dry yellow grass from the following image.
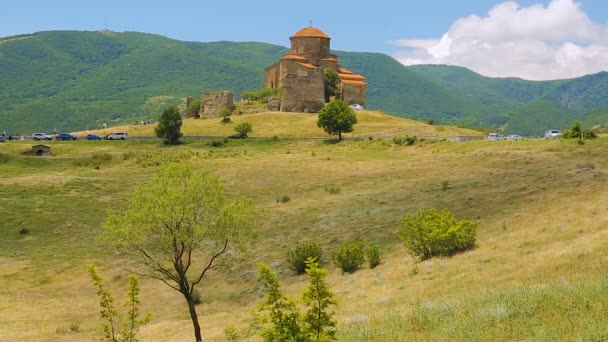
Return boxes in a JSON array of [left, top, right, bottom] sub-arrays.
[[1, 133, 606, 340], [80, 110, 483, 138]]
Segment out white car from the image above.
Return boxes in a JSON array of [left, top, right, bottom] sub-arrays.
[[487, 133, 505, 141], [105, 132, 128, 140], [32, 133, 53, 141], [506, 134, 524, 141], [349, 104, 364, 111], [544, 130, 562, 139]]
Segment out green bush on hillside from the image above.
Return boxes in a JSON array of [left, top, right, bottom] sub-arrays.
[[398, 208, 477, 260], [366, 242, 382, 269], [287, 243, 323, 274], [332, 239, 366, 273]]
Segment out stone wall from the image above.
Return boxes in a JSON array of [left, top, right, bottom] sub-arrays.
[[342, 84, 366, 106], [199, 91, 234, 118], [280, 69, 325, 113]]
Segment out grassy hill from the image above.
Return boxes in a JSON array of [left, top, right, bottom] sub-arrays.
[[2, 30, 608, 135], [83, 110, 483, 138], [1, 122, 607, 340]]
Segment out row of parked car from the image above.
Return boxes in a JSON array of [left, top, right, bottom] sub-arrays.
[[0, 132, 129, 142], [487, 130, 563, 141]]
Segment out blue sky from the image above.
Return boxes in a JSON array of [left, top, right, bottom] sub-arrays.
[[2, 0, 608, 79]]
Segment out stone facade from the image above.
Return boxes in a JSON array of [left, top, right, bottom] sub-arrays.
[[199, 91, 234, 118], [264, 27, 367, 113]]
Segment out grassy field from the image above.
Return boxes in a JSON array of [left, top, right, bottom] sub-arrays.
[[1, 115, 607, 341], [82, 110, 484, 139]]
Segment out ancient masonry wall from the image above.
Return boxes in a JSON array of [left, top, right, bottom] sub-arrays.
[[199, 91, 234, 117], [280, 70, 325, 113]]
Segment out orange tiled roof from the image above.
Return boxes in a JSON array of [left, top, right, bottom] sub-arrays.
[[296, 62, 318, 69], [342, 79, 367, 86], [291, 27, 330, 39], [337, 67, 353, 74], [280, 54, 306, 60], [339, 73, 366, 80], [320, 57, 338, 61]]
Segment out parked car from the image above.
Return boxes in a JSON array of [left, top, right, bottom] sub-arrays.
[[544, 130, 562, 139], [56, 133, 77, 141], [105, 132, 128, 140], [32, 133, 53, 141], [85, 134, 102, 140], [506, 134, 524, 141], [487, 133, 505, 141], [0, 136, 5, 143], [7, 133, 21, 140], [349, 104, 365, 111]]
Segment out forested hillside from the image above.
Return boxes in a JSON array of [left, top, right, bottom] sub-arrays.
[[1, 30, 608, 134]]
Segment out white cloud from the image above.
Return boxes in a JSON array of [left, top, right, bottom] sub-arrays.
[[393, 0, 608, 80]]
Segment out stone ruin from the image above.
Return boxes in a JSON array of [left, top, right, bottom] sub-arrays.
[[199, 91, 234, 118]]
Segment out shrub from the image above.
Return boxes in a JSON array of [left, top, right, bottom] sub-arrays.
[[287, 243, 323, 274], [398, 208, 477, 260], [332, 239, 365, 273], [19, 228, 30, 235], [192, 289, 202, 305], [393, 136, 418, 146], [235, 122, 253, 138], [209, 139, 227, 148], [441, 180, 450, 191], [366, 242, 382, 269], [276, 195, 291, 203], [325, 186, 341, 194]]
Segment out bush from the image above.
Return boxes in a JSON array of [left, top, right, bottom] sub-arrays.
[[398, 208, 477, 260], [287, 243, 323, 274], [235, 122, 253, 138], [276, 194, 291, 203], [325, 186, 341, 194], [332, 239, 365, 273], [366, 242, 382, 268], [19, 228, 30, 235], [393, 136, 418, 146], [209, 139, 227, 147]]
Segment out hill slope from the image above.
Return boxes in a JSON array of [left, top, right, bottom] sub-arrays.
[[2, 30, 608, 134]]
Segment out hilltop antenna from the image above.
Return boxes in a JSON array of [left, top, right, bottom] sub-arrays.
[[104, 17, 108, 31], [309, 20, 312, 28]]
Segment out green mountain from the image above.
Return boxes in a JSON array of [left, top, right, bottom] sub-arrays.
[[1, 30, 608, 134]]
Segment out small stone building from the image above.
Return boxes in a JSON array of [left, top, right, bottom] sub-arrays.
[[199, 91, 234, 118], [264, 27, 367, 113], [23, 145, 51, 156]]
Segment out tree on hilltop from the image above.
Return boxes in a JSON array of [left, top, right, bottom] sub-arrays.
[[317, 99, 358, 141], [101, 163, 255, 342]]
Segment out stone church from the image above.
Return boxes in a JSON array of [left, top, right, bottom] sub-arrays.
[[264, 26, 367, 113]]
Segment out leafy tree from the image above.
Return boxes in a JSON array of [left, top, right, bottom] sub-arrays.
[[101, 164, 255, 342], [186, 99, 201, 118], [87, 265, 152, 342], [234, 122, 253, 138], [317, 99, 358, 141], [323, 69, 341, 102], [398, 208, 477, 260], [256, 262, 304, 341], [301, 258, 337, 341], [219, 106, 233, 123], [563, 121, 597, 140], [155, 105, 183, 145]]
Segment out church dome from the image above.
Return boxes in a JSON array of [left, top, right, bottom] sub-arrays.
[[290, 27, 330, 39]]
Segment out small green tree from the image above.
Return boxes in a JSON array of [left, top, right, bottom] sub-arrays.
[[301, 258, 337, 341], [398, 208, 477, 260], [87, 265, 151, 342], [101, 164, 255, 342], [155, 105, 183, 145], [287, 243, 323, 274], [235, 122, 253, 138], [186, 99, 201, 118], [366, 242, 382, 269], [323, 69, 341, 102], [317, 99, 357, 141], [256, 262, 304, 341], [332, 239, 365, 273], [219, 106, 233, 124]]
